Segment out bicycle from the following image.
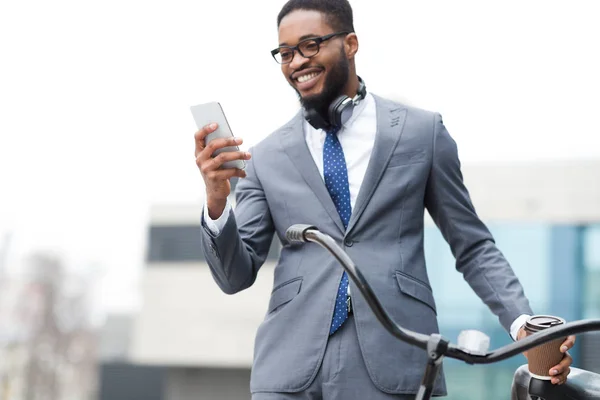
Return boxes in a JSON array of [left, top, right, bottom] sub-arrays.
[[285, 224, 600, 400]]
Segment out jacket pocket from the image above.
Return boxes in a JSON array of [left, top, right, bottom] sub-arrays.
[[395, 271, 436, 314], [387, 149, 426, 168], [268, 277, 303, 314]]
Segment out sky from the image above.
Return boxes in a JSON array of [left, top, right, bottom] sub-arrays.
[[1, 0, 599, 314]]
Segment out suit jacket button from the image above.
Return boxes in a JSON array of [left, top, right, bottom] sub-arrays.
[[344, 239, 354, 247]]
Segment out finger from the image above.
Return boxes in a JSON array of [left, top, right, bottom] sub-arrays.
[[203, 136, 244, 159], [551, 368, 570, 385], [210, 151, 251, 170], [560, 335, 576, 353], [205, 167, 247, 181], [197, 150, 249, 175], [549, 352, 572, 376], [197, 137, 245, 172], [197, 136, 243, 166], [194, 123, 218, 157], [551, 376, 562, 385]]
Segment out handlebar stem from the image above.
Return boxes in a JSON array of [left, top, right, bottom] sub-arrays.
[[415, 334, 449, 400]]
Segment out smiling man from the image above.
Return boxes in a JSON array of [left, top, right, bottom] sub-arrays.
[[193, 0, 575, 399]]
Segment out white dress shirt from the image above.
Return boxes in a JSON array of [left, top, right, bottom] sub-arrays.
[[202, 92, 528, 340]]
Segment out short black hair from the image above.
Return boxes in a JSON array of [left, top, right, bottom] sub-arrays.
[[277, 0, 355, 33]]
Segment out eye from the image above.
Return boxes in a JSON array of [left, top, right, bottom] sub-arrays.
[[279, 49, 293, 61], [301, 41, 319, 54]]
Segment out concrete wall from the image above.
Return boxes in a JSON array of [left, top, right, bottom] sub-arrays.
[[130, 263, 274, 367], [461, 160, 600, 223], [130, 160, 600, 367]]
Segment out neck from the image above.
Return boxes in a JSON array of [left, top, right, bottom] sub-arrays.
[[343, 73, 360, 98]]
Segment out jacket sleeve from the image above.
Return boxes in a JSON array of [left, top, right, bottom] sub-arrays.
[[200, 148, 274, 294], [424, 113, 533, 331]]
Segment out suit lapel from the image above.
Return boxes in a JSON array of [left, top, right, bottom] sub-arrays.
[[280, 113, 346, 233], [346, 95, 408, 233]]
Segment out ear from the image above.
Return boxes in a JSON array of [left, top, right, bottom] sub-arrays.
[[344, 33, 359, 59]]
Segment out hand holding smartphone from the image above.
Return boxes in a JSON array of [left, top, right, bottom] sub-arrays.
[[190, 102, 246, 170]]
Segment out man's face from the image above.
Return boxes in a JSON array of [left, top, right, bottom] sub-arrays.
[[277, 10, 349, 114]]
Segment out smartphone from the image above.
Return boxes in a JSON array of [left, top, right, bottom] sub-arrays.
[[190, 101, 245, 170]]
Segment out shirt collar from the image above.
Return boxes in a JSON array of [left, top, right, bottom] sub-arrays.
[[302, 92, 373, 136], [341, 92, 371, 131]]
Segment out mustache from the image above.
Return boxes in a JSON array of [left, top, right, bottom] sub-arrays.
[[288, 66, 324, 82]]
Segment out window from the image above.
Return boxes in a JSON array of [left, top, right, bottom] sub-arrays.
[[423, 223, 592, 398], [146, 224, 281, 263], [424, 223, 552, 329], [583, 225, 600, 318], [147, 225, 205, 263]]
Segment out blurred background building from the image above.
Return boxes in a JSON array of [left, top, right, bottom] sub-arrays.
[[1, 161, 598, 400], [94, 159, 600, 400], [1, 2, 599, 400], [0, 252, 99, 400]]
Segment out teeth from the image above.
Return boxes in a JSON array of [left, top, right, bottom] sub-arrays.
[[297, 72, 319, 83]]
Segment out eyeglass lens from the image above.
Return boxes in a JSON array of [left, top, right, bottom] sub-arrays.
[[277, 39, 320, 64]]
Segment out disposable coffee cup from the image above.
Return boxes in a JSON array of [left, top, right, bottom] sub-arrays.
[[524, 315, 566, 380]]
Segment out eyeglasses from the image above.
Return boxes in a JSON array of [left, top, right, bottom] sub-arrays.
[[271, 31, 350, 64]]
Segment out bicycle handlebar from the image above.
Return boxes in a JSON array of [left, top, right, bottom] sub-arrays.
[[286, 224, 600, 365]]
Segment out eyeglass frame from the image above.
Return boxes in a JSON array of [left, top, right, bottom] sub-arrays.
[[270, 31, 352, 64]]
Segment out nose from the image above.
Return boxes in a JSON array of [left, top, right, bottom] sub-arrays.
[[288, 49, 309, 70]]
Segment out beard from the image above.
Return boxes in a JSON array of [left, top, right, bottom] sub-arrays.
[[294, 49, 350, 119]]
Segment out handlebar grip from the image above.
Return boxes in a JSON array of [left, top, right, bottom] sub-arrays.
[[285, 224, 317, 243]]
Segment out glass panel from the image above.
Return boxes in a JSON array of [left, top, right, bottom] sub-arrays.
[[146, 225, 281, 263], [583, 225, 600, 318], [424, 223, 554, 399], [147, 225, 206, 263], [425, 223, 551, 329], [581, 225, 600, 373]]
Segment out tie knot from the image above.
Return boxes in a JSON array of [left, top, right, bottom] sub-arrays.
[[326, 126, 340, 136]]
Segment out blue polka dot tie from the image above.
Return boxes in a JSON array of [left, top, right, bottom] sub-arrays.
[[323, 127, 352, 335]]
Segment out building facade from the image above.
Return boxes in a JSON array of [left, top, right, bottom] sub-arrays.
[[119, 160, 600, 400]]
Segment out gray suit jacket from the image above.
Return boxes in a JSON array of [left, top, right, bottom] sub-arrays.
[[201, 94, 533, 396]]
